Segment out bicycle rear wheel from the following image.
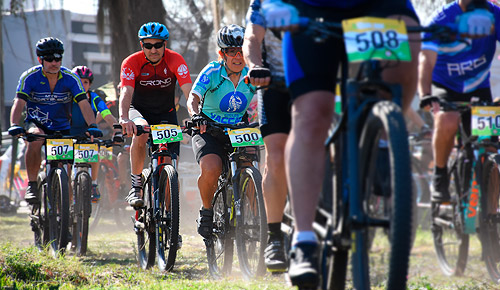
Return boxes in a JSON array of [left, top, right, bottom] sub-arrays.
[[156, 164, 180, 272], [47, 167, 70, 256], [73, 170, 92, 256], [206, 181, 234, 278], [136, 168, 156, 269], [431, 151, 469, 276], [480, 154, 500, 282], [354, 101, 413, 289], [235, 166, 267, 279]]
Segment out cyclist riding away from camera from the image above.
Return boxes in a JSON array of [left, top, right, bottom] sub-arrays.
[[119, 22, 192, 208], [8, 37, 102, 205], [243, 0, 290, 273], [418, 0, 498, 204], [187, 24, 257, 240], [70, 65, 122, 203], [262, 0, 495, 287], [259, 0, 423, 287]]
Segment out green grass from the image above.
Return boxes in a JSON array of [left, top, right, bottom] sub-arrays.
[[1, 211, 500, 289], [0, 212, 291, 289]]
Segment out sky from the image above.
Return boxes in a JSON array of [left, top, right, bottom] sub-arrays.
[[3, 0, 99, 15]]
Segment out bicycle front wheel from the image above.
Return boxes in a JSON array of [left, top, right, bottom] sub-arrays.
[[431, 150, 469, 276], [206, 181, 233, 279], [480, 154, 500, 282], [73, 170, 92, 256], [136, 168, 156, 269], [235, 166, 267, 279], [33, 171, 48, 250], [355, 101, 413, 289], [156, 164, 180, 272], [47, 167, 70, 256]]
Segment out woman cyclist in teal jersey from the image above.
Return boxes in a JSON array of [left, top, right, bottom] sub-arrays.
[[187, 24, 257, 240]]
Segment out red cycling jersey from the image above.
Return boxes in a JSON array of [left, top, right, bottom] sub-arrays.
[[120, 48, 191, 115]]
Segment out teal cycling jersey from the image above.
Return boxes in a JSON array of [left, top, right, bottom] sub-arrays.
[[192, 61, 256, 124]]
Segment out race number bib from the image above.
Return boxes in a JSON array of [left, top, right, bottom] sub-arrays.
[[47, 139, 74, 160], [99, 146, 113, 161], [228, 128, 264, 147], [74, 143, 99, 163], [342, 17, 411, 63], [471, 106, 500, 136], [151, 124, 183, 144]]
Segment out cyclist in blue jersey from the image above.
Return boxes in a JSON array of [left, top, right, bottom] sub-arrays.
[[243, 0, 290, 273], [187, 24, 257, 240], [8, 37, 102, 205], [418, 0, 500, 204], [70, 65, 122, 203], [260, 0, 494, 288]]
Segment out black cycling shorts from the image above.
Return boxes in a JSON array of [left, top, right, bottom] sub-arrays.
[[192, 132, 231, 164], [432, 82, 493, 136], [258, 87, 292, 137], [284, 0, 420, 101], [129, 106, 180, 157], [25, 120, 71, 136]]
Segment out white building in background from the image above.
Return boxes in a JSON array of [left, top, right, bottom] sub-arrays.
[[2, 9, 111, 107]]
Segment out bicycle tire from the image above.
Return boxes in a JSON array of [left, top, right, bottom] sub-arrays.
[[431, 150, 469, 276], [73, 170, 92, 256], [355, 101, 413, 289], [480, 154, 500, 282], [206, 179, 234, 278], [235, 166, 267, 279], [156, 164, 180, 272], [47, 167, 70, 256], [33, 171, 48, 250], [136, 168, 156, 269], [323, 137, 349, 290], [410, 156, 430, 246]]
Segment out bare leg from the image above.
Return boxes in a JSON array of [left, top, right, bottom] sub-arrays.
[[286, 91, 335, 233]]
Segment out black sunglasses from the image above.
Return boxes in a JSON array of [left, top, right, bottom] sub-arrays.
[[41, 54, 62, 62], [142, 41, 165, 50]]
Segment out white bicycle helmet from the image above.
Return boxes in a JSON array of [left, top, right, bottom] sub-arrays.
[[217, 24, 245, 49]]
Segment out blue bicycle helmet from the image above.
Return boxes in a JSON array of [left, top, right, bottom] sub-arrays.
[[36, 37, 64, 56], [138, 22, 169, 41]]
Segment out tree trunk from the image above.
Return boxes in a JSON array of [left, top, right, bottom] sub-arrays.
[[97, 0, 167, 90]]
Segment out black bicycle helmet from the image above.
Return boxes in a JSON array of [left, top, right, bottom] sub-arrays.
[[72, 66, 94, 83], [217, 24, 245, 49], [36, 37, 64, 56]]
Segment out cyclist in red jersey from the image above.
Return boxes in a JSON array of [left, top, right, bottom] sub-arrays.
[[118, 22, 193, 207]]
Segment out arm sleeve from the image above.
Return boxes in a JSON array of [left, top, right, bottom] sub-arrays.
[[92, 93, 112, 118], [191, 63, 215, 99], [16, 69, 34, 99], [120, 54, 139, 88], [246, 0, 266, 28], [168, 50, 192, 87]]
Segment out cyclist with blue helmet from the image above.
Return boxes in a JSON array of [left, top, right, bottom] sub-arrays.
[[8, 37, 102, 205], [187, 24, 257, 240], [119, 22, 192, 208]]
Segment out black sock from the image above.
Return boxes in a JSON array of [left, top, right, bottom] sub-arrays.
[[434, 166, 447, 176], [267, 222, 282, 242]]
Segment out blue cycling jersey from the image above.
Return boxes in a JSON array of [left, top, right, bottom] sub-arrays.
[[301, 0, 367, 8], [423, 2, 500, 93], [71, 91, 111, 135], [191, 61, 256, 124], [16, 66, 86, 131]]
